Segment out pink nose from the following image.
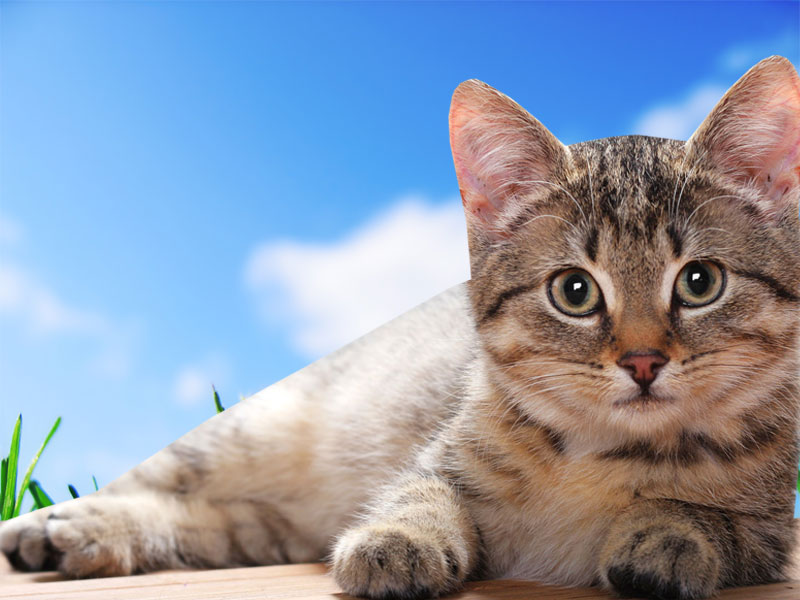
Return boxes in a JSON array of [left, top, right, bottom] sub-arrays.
[[617, 351, 669, 391]]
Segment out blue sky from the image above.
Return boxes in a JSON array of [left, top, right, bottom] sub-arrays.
[[1, 1, 798, 518]]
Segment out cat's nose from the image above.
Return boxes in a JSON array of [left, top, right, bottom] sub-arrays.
[[617, 350, 669, 391]]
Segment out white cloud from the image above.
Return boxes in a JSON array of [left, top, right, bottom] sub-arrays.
[[0, 214, 140, 379], [0, 214, 102, 336], [244, 196, 470, 358], [0, 215, 101, 335], [172, 356, 230, 408], [0, 263, 107, 336], [633, 84, 726, 140]]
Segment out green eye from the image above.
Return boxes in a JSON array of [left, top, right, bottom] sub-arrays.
[[675, 261, 725, 307], [549, 269, 603, 316]]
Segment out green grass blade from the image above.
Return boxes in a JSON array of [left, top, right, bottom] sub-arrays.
[[1, 415, 22, 520], [92, 475, 99, 491], [68, 484, 79, 499], [28, 480, 54, 509], [797, 469, 799, 495], [0, 458, 7, 515], [13, 417, 61, 518], [213, 385, 225, 413]]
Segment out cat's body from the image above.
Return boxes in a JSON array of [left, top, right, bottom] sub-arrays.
[[3, 57, 800, 600]]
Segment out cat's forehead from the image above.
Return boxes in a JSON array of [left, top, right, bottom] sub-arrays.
[[567, 136, 690, 224], [562, 136, 714, 260]]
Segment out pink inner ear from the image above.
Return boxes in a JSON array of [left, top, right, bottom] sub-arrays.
[[691, 57, 800, 218], [460, 170, 491, 214], [456, 164, 512, 238], [759, 145, 800, 205], [752, 102, 800, 211], [449, 96, 512, 232]]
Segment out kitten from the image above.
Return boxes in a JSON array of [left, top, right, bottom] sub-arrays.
[[2, 56, 799, 600]]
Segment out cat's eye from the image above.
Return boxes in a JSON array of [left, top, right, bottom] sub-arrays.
[[674, 261, 725, 307], [549, 269, 603, 316]]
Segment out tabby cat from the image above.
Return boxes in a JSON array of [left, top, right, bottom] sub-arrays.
[[2, 56, 799, 600]]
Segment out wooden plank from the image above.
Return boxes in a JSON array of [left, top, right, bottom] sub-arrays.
[[0, 562, 798, 600], [0, 521, 798, 600]]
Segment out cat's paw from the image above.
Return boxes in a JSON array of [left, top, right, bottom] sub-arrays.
[[600, 524, 720, 600], [332, 525, 463, 599], [0, 507, 58, 572], [1, 496, 137, 578], [44, 497, 137, 577]]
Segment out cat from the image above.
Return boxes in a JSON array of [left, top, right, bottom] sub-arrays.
[[2, 55, 799, 600]]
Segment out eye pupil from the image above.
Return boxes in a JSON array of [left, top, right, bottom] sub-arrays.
[[564, 274, 589, 306], [687, 265, 710, 295]]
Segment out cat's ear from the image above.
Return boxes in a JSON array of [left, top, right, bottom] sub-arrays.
[[449, 80, 570, 242], [687, 56, 800, 221]]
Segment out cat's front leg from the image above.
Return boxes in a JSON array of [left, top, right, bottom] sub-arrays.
[[599, 498, 794, 600], [331, 473, 480, 600], [1, 490, 299, 577], [1, 493, 169, 576]]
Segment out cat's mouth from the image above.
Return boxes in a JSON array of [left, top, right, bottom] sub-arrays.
[[613, 392, 672, 410]]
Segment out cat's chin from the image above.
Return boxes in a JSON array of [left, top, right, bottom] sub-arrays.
[[613, 392, 673, 411]]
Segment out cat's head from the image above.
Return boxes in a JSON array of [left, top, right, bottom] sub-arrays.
[[450, 56, 800, 441]]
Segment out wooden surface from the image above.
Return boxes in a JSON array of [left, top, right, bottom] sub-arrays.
[[1, 525, 798, 600]]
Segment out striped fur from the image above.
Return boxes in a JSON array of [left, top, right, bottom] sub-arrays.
[[2, 57, 799, 600]]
